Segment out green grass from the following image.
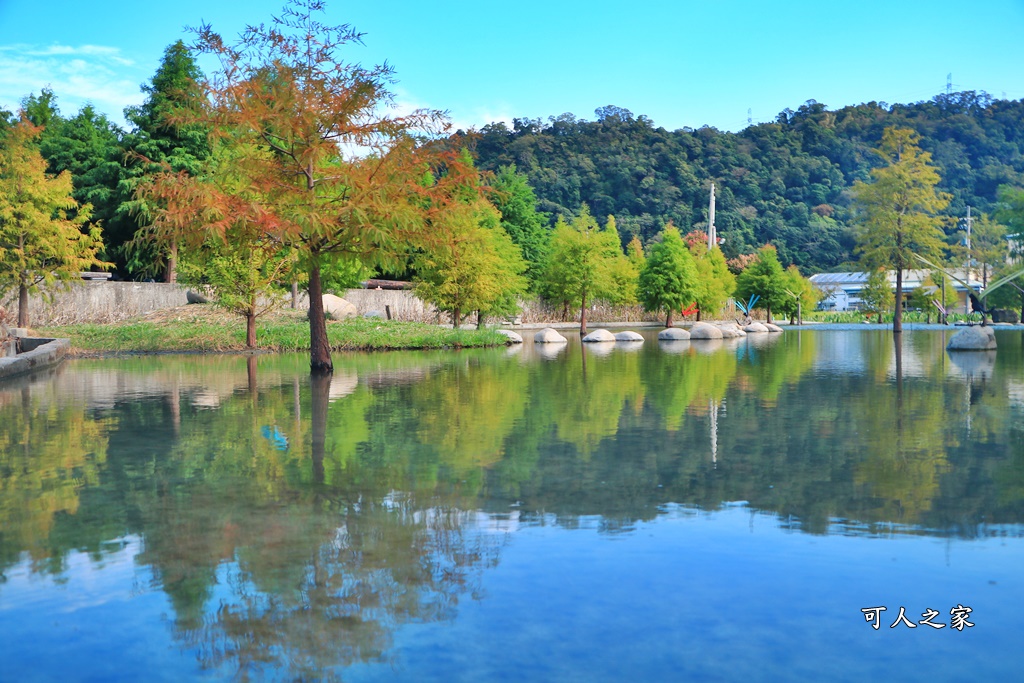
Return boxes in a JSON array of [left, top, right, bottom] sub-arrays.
[[39, 315, 508, 355], [804, 310, 982, 324]]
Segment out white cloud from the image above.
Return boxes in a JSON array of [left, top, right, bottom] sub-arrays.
[[0, 44, 144, 127], [390, 87, 515, 134]]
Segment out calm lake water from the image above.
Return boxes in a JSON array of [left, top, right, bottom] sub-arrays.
[[2, 328, 1023, 682]]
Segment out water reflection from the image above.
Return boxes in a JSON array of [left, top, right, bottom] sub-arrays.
[[3, 331, 1024, 680]]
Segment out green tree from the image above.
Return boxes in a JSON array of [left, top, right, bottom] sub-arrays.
[[734, 245, 789, 322], [995, 185, 1024, 250], [779, 265, 818, 324], [853, 127, 950, 333], [859, 268, 894, 323], [638, 225, 698, 327], [21, 91, 130, 269], [969, 214, 1008, 288], [687, 234, 735, 321], [414, 197, 528, 328], [119, 40, 211, 280], [487, 164, 550, 285], [0, 119, 107, 327], [540, 206, 632, 333]]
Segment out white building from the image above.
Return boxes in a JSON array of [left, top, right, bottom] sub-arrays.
[[809, 269, 982, 312]]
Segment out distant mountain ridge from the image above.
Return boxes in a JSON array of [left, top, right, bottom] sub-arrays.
[[467, 93, 1024, 273]]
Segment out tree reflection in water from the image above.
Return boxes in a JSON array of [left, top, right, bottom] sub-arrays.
[[4, 333, 1024, 678]]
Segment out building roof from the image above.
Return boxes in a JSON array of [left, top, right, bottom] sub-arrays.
[[810, 269, 983, 291]]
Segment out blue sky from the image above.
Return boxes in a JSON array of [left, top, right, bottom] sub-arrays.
[[1, 0, 1022, 132]]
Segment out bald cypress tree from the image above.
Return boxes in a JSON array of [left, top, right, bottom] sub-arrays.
[[854, 127, 949, 334]]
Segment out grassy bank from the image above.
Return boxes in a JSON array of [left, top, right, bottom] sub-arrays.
[[38, 306, 507, 355]]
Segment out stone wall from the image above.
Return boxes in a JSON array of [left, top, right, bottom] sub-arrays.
[[2, 281, 190, 326]]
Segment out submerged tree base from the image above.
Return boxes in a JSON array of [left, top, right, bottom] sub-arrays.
[[39, 306, 507, 355]]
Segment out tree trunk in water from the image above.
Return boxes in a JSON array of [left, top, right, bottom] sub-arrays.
[[165, 241, 177, 283], [665, 309, 674, 327], [310, 372, 330, 486], [307, 259, 333, 374], [579, 292, 588, 335], [246, 355, 258, 396], [893, 269, 903, 334], [246, 312, 257, 348], [17, 282, 28, 328]]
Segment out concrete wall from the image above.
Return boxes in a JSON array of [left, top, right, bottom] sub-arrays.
[[2, 282, 190, 326], [341, 288, 432, 321]]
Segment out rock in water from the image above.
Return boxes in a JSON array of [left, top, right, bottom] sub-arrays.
[[744, 322, 769, 333], [582, 329, 616, 343], [720, 324, 746, 338], [689, 322, 724, 340], [947, 325, 997, 351], [765, 323, 784, 333], [614, 331, 644, 342], [658, 328, 690, 340], [497, 329, 523, 343], [534, 328, 568, 343]]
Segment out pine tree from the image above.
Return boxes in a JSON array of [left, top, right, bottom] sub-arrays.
[[639, 225, 698, 327], [540, 206, 631, 333], [119, 40, 211, 279], [414, 198, 528, 328], [487, 164, 549, 285], [687, 236, 735, 321], [735, 245, 789, 322], [854, 127, 950, 333]]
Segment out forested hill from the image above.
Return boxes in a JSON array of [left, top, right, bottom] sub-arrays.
[[467, 94, 1024, 273]]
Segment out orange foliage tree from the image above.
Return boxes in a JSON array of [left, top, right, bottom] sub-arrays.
[[143, 0, 474, 373]]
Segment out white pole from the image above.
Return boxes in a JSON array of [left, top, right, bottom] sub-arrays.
[[965, 206, 973, 315], [708, 183, 716, 250]]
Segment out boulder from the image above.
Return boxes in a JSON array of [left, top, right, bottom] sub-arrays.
[[497, 329, 523, 343], [614, 331, 644, 342], [534, 327, 568, 343], [186, 290, 209, 304], [689, 322, 724, 340], [719, 324, 746, 338], [947, 325, 997, 351], [658, 327, 690, 341], [582, 329, 616, 343], [991, 308, 1020, 324], [320, 294, 357, 320], [744, 322, 769, 333], [765, 323, 784, 333]]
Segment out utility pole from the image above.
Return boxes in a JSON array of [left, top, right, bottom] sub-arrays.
[[964, 206, 973, 315], [707, 183, 717, 251]]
